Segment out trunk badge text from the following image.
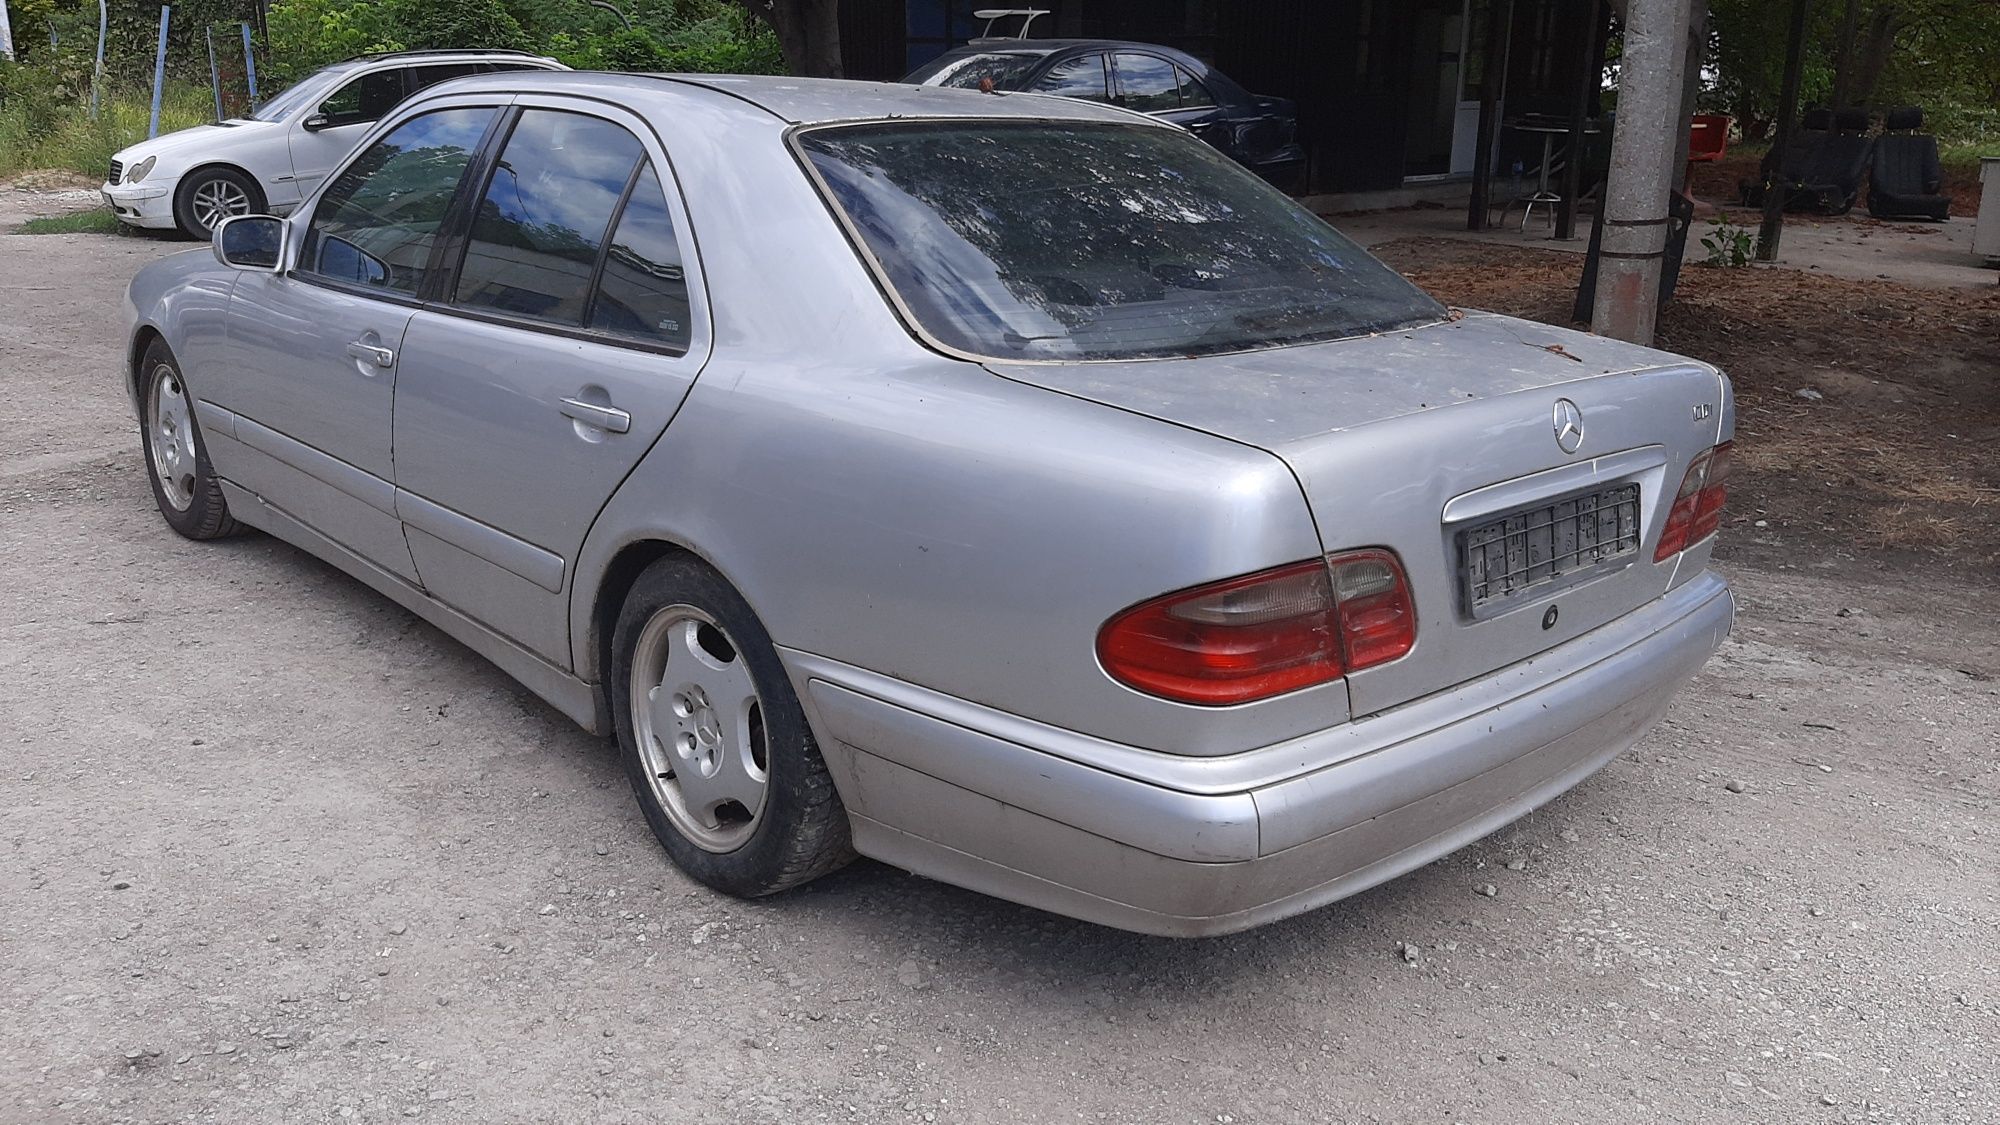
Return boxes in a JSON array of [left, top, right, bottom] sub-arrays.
[[1552, 398, 1585, 455]]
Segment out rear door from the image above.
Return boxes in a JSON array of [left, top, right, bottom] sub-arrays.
[[1028, 53, 1112, 103], [389, 100, 708, 666], [287, 65, 408, 197]]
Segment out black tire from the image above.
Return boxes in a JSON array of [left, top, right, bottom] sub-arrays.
[[610, 555, 853, 897], [137, 339, 241, 540], [172, 166, 264, 241]]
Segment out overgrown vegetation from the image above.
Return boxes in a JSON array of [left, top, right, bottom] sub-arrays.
[[0, 0, 783, 180], [261, 0, 784, 83], [0, 71, 211, 179]]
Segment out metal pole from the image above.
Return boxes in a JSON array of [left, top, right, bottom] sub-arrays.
[[1757, 0, 1810, 262], [206, 25, 223, 122], [1556, 0, 1602, 239], [92, 0, 107, 119], [241, 22, 259, 105], [149, 6, 170, 140], [1590, 0, 1694, 345], [1467, 0, 1516, 231]]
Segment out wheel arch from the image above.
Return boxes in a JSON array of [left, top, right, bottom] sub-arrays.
[[172, 162, 269, 229], [127, 325, 169, 411], [583, 537, 738, 723]]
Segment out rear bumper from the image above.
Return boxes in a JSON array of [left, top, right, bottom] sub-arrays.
[[101, 180, 177, 229], [785, 571, 1733, 937]]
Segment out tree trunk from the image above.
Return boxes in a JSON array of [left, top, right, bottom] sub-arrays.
[[1849, 7, 1903, 109], [740, 0, 844, 78], [1829, 0, 1861, 107]]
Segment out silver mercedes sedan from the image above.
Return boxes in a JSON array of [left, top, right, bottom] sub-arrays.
[[123, 72, 1735, 936]]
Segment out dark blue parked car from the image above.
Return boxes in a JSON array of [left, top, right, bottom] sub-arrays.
[[904, 39, 1306, 192]]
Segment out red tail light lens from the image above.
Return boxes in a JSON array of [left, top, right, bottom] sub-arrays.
[[1654, 441, 1732, 561], [1328, 549, 1418, 670], [1097, 549, 1415, 706]]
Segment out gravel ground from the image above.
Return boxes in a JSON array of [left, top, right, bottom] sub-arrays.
[[2, 213, 1996, 1125]]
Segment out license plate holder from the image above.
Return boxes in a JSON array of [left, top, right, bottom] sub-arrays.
[[1459, 482, 1641, 617]]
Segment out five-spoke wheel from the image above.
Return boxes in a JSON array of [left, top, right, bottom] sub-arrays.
[[147, 363, 198, 512], [137, 339, 239, 539], [611, 556, 853, 896], [630, 606, 770, 852]]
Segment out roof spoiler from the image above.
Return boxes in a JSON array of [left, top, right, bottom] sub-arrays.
[[969, 8, 1049, 42]]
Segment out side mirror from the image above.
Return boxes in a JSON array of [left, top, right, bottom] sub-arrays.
[[213, 214, 286, 272], [302, 112, 331, 132]]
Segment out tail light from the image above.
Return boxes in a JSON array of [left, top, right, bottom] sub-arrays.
[[1096, 549, 1416, 706], [1654, 441, 1733, 561]]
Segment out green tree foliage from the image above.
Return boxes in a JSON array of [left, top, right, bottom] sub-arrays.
[[259, 0, 783, 84], [1708, 0, 2000, 145]]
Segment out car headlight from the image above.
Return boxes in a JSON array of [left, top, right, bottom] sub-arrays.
[[126, 156, 158, 184]]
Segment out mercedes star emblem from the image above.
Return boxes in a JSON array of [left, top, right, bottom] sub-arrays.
[[1552, 398, 1585, 455]]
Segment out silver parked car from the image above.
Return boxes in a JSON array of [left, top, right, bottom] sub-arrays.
[[124, 72, 1735, 936]]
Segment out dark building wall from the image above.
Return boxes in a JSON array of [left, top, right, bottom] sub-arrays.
[[839, 0, 1601, 195]]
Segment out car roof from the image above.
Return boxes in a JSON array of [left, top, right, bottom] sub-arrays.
[[335, 50, 565, 74], [420, 71, 1159, 128], [945, 38, 1189, 56]]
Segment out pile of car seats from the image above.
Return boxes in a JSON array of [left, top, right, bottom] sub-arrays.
[[1738, 106, 1953, 220]]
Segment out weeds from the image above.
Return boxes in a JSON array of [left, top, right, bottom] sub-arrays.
[[0, 81, 213, 181], [1701, 212, 1755, 268], [16, 210, 127, 234]]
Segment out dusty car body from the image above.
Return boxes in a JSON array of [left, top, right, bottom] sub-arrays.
[[124, 72, 1734, 936]]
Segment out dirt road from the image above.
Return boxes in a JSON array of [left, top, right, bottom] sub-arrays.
[[2, 222, 1995, 1124]]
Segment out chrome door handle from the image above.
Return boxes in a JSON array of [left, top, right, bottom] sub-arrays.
[[345, 340, 395, 367], [559, 396, 631, 434]]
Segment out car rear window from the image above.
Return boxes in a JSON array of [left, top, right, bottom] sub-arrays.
[[910, 51, 1048, 90], [797, 120, 1446, 362]]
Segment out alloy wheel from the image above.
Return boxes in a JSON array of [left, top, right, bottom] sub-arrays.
[[147, 363, 197, 512], [190, 177, 251, 234], [629, 604, 770, 852]]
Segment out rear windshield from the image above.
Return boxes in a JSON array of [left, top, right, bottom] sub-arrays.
[[797, 121, 1446, 362], [909, 52, 1049, 89]]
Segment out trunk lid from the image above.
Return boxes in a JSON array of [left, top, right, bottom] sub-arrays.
[[987, 311, 1731, 717]]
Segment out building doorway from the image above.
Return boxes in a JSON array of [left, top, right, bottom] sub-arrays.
[[1404, 0, 1491, 181]]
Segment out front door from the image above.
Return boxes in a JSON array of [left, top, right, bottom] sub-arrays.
[[219, 102, 503, 582], [287, 66, 406, 200], [389, 103, 708, 666]]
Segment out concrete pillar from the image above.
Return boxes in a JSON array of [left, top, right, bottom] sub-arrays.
[[1590, 0, 1695, 345]]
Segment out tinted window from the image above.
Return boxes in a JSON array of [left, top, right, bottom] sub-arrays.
[[319, 68, 405, 126], [1030, 54, 1110, 102], [588, 163, 691, 350], [303, 107, 496, 294], [1113, 54, 1180, 113], [800, 121, 1445, 362], [914, 51, 1047, 90], [453, 109, 644, 326], [1174, 67, 1216, 108], [407, 63, 480, 93]]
